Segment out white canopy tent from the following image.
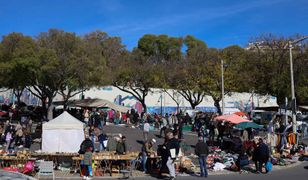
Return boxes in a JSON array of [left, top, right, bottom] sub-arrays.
[[42, 111, 85, 153]]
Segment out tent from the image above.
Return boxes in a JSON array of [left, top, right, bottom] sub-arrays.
[[234, 122, 263, 129], [215, 114, 250, 124], [42, 111, 85, 153], [72, 98, 130, 113]]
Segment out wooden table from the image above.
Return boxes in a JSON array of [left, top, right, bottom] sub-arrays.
[[31, 153, 78, 166], [73, 153, 139, 177], [0, 156, 36, 168]]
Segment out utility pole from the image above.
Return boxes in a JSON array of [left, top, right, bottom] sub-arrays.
[[221, 59, 225, 115], [285, 97, 288, 125], [289, 42, 297, 133]]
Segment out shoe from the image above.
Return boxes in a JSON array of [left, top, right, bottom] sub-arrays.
[[86, 177, 92, 180], [169, 176, 175, 180], [82, 176, 86, 180], [157, 174, 164, 179], [18, 145, 23, 148]]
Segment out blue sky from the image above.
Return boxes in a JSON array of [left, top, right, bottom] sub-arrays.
[[0, 0, 307, 50]]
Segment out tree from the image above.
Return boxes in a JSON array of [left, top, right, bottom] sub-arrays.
[[169, 36, 208, 109], [26, 46, 60, 118], [110, 34, 182, 112], [137, 34, 182, 64], [112, 52, 163, 112], [295, 44, 308, 104], [162, 89, 182, 112], [203, 46, 246, 114], [244, 34, 306, 105], [85, 30, 126, 86], [0, 33, 37, 106]]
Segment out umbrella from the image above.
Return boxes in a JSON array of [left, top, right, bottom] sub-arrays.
[[215, 114, 250, 124], [235, 122, 263, 129], [233, 112, 247, 117]]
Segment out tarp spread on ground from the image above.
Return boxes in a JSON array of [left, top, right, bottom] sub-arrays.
[[42, 111, 85, 153], [72, 98, 130, 113], [215, 114, 250, 124]]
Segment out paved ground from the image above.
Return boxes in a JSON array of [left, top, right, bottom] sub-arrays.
[[32, 161, 307, 180], [0, 170, 36, 180], [102, 125, 198, 154], [140, 161, 308, 180]]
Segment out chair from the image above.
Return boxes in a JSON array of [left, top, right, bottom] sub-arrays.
[[119, 158, 139, 179], [38, 161, 55, 180]]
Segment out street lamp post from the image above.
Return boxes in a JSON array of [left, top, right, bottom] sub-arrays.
[[221, 59, 225, 115], [160, 93, 163, 116], [288, 42, 297, 133]]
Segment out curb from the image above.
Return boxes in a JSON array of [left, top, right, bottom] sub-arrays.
[[50, 162, 305, 179]]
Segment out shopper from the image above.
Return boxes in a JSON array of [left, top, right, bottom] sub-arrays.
[[165, 132, 180, 180], [143, 121, 150, 141], [195, 136, 209, 177], [141, 138, 156, 173], [83, 146, 93, 180], [254, 138, 269, 173]]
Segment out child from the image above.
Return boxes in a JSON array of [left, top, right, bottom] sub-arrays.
[[5, 130, 13, 152], [83, 146, 93, 180]]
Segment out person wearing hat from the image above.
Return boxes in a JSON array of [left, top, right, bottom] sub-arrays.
[[141, 138, 156, 173], [195, 136, 209, 177], [116, 136, 127, 155]]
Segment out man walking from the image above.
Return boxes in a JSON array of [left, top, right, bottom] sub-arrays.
[[166, 132, 179, 180], [195, 136, 209, 177]]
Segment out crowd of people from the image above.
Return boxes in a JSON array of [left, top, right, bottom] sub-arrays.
[[1, 104, 306, 179], [0, 119, 33, 152]]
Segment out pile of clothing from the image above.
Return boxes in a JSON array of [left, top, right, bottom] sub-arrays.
[[206, 147, 241, 171], [222, 153, 238, 168]]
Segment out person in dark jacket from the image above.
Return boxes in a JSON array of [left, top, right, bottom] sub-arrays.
[[79, 137, 94, 154], [235, 148, 249, 173], [195, 136, 209, 177], [98, 133, 108, 151], [157, 141, 169, 177], [79, 137, 94, 179], [254, 138, 269, 173], [116, 136, 127, 155], [165, 132, 180, 180]]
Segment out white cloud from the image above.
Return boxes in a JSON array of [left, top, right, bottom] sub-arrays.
[[102, 0, 288, 35]]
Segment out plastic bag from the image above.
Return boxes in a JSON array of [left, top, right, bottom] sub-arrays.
[[265, 161, 273, 172]]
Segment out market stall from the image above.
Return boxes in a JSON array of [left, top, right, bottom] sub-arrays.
[[72, 98, 130, 113], [42, 111, 85, 153]]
